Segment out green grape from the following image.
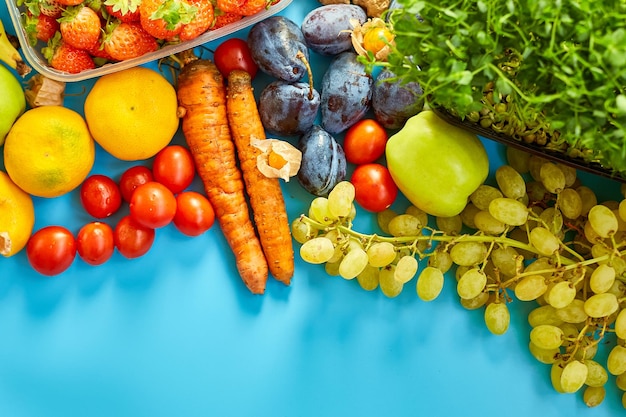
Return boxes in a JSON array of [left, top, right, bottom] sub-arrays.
[[615, 370, 626, 391], [495, 164, 526, 200], [528, 341, 560, 364], [291, 217, 319, 244], [545, 281, 577, 309], [450, 241, 487, 266], [550, 361, 566, 393], [540, 161, 566, 194], [327, 244, 345, 264], [488, 197, 529, 226], [459, 202, 481, 229], [575, 185, 597, 216], [530, 324, 564, 350], [327, 181, 355, 218], [529, 227, 560, 256], [395, 255, 418, 284], [470, 184, 503, 211], [325, 260, 341, 276], [388, 214, 422, 237], [309, 197, 334, 225], [338, 246, 369, 280], [528, 155, 549, 181], [505, 146, 531, 174], [514, 274, 548, 301], [300, 237, 335, 264], [583, 293, 619, 318], [473, 210, 506, 235], [560, 360, 588, 393], [607, 345, 626, 375], [484, 302, 510, 335], [428, 248, 453, 273], [538, 206, 563, 235], [589, 264, 616, 294], [366, 242, 397, 268], [583, 220, 603, 245], [557, 163, 577, 187], [528, 304, 563, 327], [584, 359, 609, 388], [405, 205, 429, 228], [379, 265, 403, 298], [619, 199, 626, 223], [357, 264, 379, 291], [588, 204, 619, 238], [377, 208, 397, 234], [524, 257, 555, 278], [526, 181, 550, 204], [556, 299, 588, 324], [607, 279, 626, 298], [460, 291, 490, 310], [436, 215, 463, 235], [557, 188, 583, 220], [457, 268, 487, 299], [583, 386, 606, 408], [416, 266, 444, 301], [490, 246, 520, 277], [623, 392, 626, 409], [615, 309, 626, 339]]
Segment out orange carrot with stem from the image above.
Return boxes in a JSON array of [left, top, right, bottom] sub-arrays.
[[176, 53, 268, 294], [226, 69, 295, 285]]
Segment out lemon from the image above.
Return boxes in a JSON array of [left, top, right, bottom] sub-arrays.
[[0, 171, 35, 257], [3, 106, 95, 198], [84, 66, 179, 161]]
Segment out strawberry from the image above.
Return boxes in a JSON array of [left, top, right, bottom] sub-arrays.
[[215, 0, 244, 12], [179, 0, 213, 41], [37, 0, 64, 18], [104, 0, 141, 22], [211, 10, 242, 29], [56, 0, 86, 6], [43, 33, 96, 73], [58, 5, 102, 50], [23, 12, 60, 45], [139, 0, 197, 40], [103, 21, 159, 61], [238, 0, 269, 16], [86, 34, 114, 61]]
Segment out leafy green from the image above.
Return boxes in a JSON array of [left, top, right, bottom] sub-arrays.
[[383, 0, 626, 174]]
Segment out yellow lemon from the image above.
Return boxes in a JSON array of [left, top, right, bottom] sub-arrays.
[[3, 105, 95, 198], [0, 171, 35, 257], [84, 66, 179, 161]]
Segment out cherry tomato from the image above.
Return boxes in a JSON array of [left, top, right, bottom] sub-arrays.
[[129, 182, 177, 229], [213, 37, 258, 79], [173, 191, 216, 236], [26, 226, 76, 276], [152, 145, 196, 194], [80, 174, 122, 219], [114, 215, 155, 259], [119, 165, 154, 202], [76, 222, 115, 266], [343, 119, 388, 165], [350, 163, 398, 212]]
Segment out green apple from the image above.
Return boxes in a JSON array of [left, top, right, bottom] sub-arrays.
[[386, 110, 489, 217], [0, 64, 26, 146]]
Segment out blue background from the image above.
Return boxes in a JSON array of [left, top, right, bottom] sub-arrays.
[[1, 0, 624, 416]]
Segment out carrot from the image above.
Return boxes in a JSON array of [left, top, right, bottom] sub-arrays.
[[176, 54, 268, 294], [226, 69, 295, 285]]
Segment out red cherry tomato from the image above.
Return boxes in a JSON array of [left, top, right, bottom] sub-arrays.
[[173, 191, 216, 236], [152, 145, 196, 194], [343, 119, 388, 165], [26, 226, 76, 276], [80, 174, 122, 219], [350, 163, 398, 212], [129, 182, 177, 229], [76, 222, 115, 266], [114, 215, 155, 259], [119, 165, 154, 203], [213, 37, 258, 79]]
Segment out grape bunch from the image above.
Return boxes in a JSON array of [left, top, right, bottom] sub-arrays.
[[291, 147, 626, 409]]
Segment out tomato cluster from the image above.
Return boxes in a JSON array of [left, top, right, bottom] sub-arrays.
[[343, 119, 398, 213], [26, 145, 216, 276]]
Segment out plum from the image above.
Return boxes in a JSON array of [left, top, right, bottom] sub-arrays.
[[297, 125, 346, 197], [301, 4, 368, 56], [247, 16, 310, 83], [320, 51, 373, 134], [372, 68, 424, 130], [259, 81, 320, 137]]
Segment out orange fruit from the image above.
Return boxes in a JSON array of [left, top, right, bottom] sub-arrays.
[[0, 170, 35, 257], [83, 66, 179, 161], [3, 105, 95, 198]]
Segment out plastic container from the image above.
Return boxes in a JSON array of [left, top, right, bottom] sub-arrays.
[[432, 107, 626, 184], [4, 0, 293, 82]]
